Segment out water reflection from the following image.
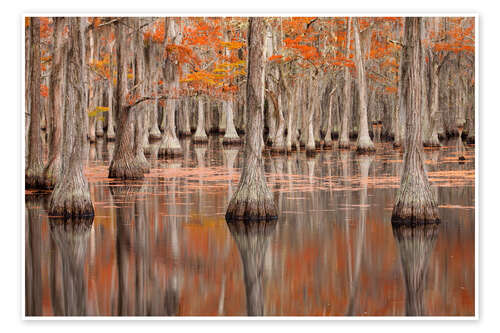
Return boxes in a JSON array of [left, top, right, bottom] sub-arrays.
[[25, 195, 44, 316], [49, 217, 94, 316], [346, 155, 372, 315], [392, 222, 440, 316], [226, 219, 277, 316], [25, 139, 475, 316]]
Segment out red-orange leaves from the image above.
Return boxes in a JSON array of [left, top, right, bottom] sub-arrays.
[[268, 54, 283, 62], [40, 84, 48, 98]]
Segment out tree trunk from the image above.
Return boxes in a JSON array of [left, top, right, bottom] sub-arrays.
[[108, 19, 144, 179], [49, 17, 94, 217], [423, 60, 442, 147], [226, 17, 278, 220], [132, 19, 151, 172], [339, 17, 352, 150], [43, 17, 65, 189], [324, 87, 336, 149], [271, 85, 285, 153], [305, 72, 318, 156], [353, 18, 375, 153], [149, 69, 162, 140], [25, 17, 45, 189], [106, 31, 116, 141], [392, 17, 439, 223], [179, 96, 192, 137], [193, 97, 208, 143], [222, 97, 241, 145], [159, 17, 183, 156]]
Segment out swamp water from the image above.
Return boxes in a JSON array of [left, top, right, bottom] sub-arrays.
[[25, 137, 475, 316]]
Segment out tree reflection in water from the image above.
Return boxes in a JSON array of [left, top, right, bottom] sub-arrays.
[[226, 219, 277, 316], [392, 221, 440, 316], [48, 217, 93, 316]]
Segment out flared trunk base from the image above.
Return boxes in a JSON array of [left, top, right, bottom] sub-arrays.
[[48, 184, 94, 218], [26, 165, 45, 190], [108, 158, 145, 180]]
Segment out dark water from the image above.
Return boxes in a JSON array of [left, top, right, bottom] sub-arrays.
[[25, 137, 475, 316]]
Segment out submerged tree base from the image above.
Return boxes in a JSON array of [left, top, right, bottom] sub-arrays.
[[226, 178, 278, 221], [222, 137, 242, 146], [355, 146, 376, 154], [178, 130, 192, 138], [48, 188, 95, 218], [391, 215, 440, 226], [149, 132, 162, 141], [159, 147, 183, 157], [323, 141, 333, 150], [225, 204, 278, 221], [392, 197, 439, 225], [108, 158, 145, 180], [192, 136, 209, 144], [270, 146, 286, 155], [26, 166, 46, 190], [305, 148, 317, 157], [338, 141, 350, 150]]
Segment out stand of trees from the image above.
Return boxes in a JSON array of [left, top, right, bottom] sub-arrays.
[[25, 16, 474, 221]]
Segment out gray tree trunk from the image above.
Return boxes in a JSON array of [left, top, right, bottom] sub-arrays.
[[49, 17, 94, 217], [159, 17, 183, 156], [222, 97, 241, 145], [26, 17, 45, 189], [226, 17, 278, 220], [353, 18, 375, 153], [339, 17, 352, 150], [392, 17, 439, 223], [43, 17, 66, 189], [108, 19, 144, 179], [193, 97, 208, 143]]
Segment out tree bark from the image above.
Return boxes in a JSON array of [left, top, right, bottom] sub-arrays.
[[353, 18, 375, 153], [43, 17, 66, 189], [26, 17, 45, 189], [222, 97, 241, 145], [193, 96, 208, 143], [226, 17, 278, 220], [108, 19, 145, 179], [392, 17, 439, 223], [159, 17, 183, 156], [49, 17, 94, 218], [339, 17, 352, 150], [132, 18, 151, 172], [106, 30, 116, 141]]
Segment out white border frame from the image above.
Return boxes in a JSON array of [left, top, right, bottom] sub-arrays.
[[20, 12, 479, 321]]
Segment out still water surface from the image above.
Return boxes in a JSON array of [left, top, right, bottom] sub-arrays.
[[25, 137, 475, 316]]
